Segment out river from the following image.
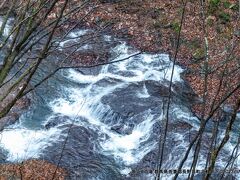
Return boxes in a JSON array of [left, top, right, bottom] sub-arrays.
[[0, 18, 240, 180]]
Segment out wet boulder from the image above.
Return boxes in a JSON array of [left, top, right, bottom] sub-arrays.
[[44, 116, 88, 129], [94, 77, 124, 87], [0, 148, 7, 163], [99, 0, 122, 3], [172, 81, 199, 105], [41, 125, 121, 179], [76, 66, 102, 76], [101, 82, 162, 117], [144, 80, 170, 97], [44, 115, 70, 129], [110, 123, 134, 135], [128, 119, 195, 179]]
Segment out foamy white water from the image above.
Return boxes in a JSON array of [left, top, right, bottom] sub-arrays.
[[48, 39, 185, 172], [0, 125, 61, 162], [0, 29, 217, 178], [58, 29, 91, 50]]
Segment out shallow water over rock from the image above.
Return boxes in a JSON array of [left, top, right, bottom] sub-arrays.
[[0, 29, 238, 179]]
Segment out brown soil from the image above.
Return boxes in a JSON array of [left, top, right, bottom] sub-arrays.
[[0, 160, 67, 180]]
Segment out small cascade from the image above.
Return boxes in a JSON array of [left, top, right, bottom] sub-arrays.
[[1, 29, 235, 179]]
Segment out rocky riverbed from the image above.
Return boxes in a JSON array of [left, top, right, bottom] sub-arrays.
[[0, 29, 203, 179], [0, 1, 240, 179]]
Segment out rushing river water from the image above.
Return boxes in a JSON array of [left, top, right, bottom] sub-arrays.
[[1, 18, 240, 179]]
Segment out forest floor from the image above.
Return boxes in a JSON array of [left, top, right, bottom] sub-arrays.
[[0, 160, 66, 180]]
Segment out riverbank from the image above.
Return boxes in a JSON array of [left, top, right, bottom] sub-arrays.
[[0, 160, 67, 179], [79, 0, 240, 117]]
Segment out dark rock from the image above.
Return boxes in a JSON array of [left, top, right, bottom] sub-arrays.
[[110, 124, 133, 135], [0, 148, 7, 163], [41, 125, 121, 179], [76, 66, 102, 76], [144, 80, 169, 97], [111, 125, 122, 134], [101, 82, 162, 117], [107, 70, 136, 77], [94, 77, 124, 87], [128, 119, 195, 179], [0, 113, 19, 131], [172, 81, 199, 105], [99, 0, 122, 3], [44, 116, 88, 129], [44, 115, 70, 129], [167, 120, 193, 133]]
